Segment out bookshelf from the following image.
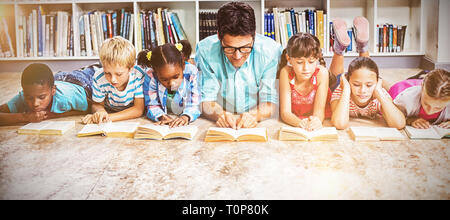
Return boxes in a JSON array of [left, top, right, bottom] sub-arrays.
[[0, 0, 425, 65]]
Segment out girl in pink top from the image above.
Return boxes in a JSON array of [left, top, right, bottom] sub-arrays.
[[389, 69, 450, 129]]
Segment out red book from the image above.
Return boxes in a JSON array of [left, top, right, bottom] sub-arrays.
[[107, 13, 113, 39]]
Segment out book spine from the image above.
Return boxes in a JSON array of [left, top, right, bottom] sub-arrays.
[[90, 13, 98, 56], [112, 11, 118, 37], [107, 13, 112, 39], [170, 12, 185, 41], [84, 14, 92, 57], [49, 15, 54, 56], [347, 29, 352, 52], [102, 13, 108, 40], [317, 10, 324, 49], [383, 24, 387, 53], [393, 25, 398, 53], [401, 25, 407, 51], [290, 9, 297, 35], [38, 7, 43, 57], [128, 14, 134, 43], [79, 16, 86, 56], [120, 8, 125, 37], [45, 19, 50, 57], [171, 12, 187, 41], [389, 24, 393, 52]]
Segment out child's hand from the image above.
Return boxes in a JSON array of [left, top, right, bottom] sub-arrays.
[[438, 121, 450, 129], [155, 114, 174, 125], [306, 116, 323, 131], [216, 111, 237, 129], [373, 79, 384, 99], [92, 111, 110, 124], [411, 118, 431, 129], [169, 115, 190, 128], [24, 111, 48, 123], [298, 118, 310, 129], [81, 114, 94, 124], [237, 112, 258, 129]]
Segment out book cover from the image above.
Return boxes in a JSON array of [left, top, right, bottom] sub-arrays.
[[120, 8, 125, 37], [89, 13, 98, 56], [317, 10, 324, 49], [171, 12, 187, 41], [101, 13, 108, 40], [273, 8, 280, 43], [290, 9, 297, 35], [106, 12, 112, 39], [112, 11, 118, 37]]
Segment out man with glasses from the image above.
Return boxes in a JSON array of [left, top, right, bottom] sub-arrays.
[[195, 2, 283, 129]]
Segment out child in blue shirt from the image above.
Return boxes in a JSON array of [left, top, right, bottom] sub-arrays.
[[138, 42, 201, 128], [0, 63, 89, 125]]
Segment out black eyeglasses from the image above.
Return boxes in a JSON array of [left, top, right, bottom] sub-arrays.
[[221, 41, 254, 54]]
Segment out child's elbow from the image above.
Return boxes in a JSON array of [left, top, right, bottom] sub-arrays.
[[332, 117, 348, 130], [390, 120, 406, 130]]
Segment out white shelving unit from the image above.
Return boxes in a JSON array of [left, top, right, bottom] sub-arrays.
[[0, 0, 425, 62]]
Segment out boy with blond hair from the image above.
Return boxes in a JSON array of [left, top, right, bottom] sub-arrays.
[[85, 36, 145, 124]]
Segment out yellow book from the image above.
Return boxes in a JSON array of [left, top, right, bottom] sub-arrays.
[[157, 8, 165, 45], [349, 127, 405, 141], [404, 126, 450, 140], [279, 126, 338, 141], [134, 124, 198, 140], [205, 127, 268, 142], [77, 122, 139, 138], [317, 10, 324, 48], [18, 121, 75, 135]]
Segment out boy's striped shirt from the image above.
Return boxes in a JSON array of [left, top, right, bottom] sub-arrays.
[[92, 65, 145, 112]]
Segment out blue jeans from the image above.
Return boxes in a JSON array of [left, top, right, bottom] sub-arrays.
[[54, 63, 101, 101]]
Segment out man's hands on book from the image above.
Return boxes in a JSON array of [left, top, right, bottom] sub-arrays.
[[155, 114, 190, 128], [216, 111, 257, 129]]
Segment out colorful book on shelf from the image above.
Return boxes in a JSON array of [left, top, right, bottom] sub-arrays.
[[317, 10, 324, 49], [349, 127, 405, 141], [290, 9, 297, 35], [18, 121, 75, 135], [279, 127, 338, 141], [77, 122, 140, 138], [205, 127, 268, 142], [404, 126, 450, 140], [134, 124, 198, 140], [79, 16, 86, 56], [170, 12, 187, 41]]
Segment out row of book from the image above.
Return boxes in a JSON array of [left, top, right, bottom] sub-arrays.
[[376, 24, 407, 53], [16, 7, 73, 57], [136, 8, 188, 52], [199, 11, 217, 41], [0, 17, 15, 58], [79, 9, 135, 57], [264, 8, 328, 51], [17, 120, 450, 141]]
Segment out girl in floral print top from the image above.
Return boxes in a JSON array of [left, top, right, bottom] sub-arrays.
[[138, 42, 201, 128]]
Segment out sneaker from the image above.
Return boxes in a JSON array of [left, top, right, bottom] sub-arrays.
[[352, 16, 369, 53], [331, 18, 350, 55]]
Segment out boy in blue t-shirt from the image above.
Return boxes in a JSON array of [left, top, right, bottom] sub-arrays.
[[0, 63, 89, 125]]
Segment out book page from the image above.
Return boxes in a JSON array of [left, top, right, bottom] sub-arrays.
[[375, 128, 405, 140], [309, 127, 338, 139], [40, 121, 75, 134], [208, 127, 239, 139], [168, 125, 198, 137], [237, 127, 267, 138], [19, 121, 51, 131], [105, 122, 140, 134], [433, 126, 450, 138], [280, 127, 309, 138], [405, 126, 441, 139], [349, 127, 377, 138], [137, 124, 170, 137], [78, 123, 109, 136]]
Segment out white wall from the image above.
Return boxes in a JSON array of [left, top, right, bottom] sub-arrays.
[[437, 0, 450, 63]]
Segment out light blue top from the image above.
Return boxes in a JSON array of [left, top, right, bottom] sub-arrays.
[[195, 33, 283, 114], [7, 81, 88, 113]]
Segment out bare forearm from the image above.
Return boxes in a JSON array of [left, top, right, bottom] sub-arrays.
[[378, 95, 406, 129], [201, 101, 224, 122], [92, 103, 106, 113], [109, 105, 144, 122], [331, 95, 350, 129], [248, 102, 275, 122], [0, 113, 28, 125], [280, 111, 303, 127]]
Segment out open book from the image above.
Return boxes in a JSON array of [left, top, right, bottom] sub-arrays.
[[279, 127, 338, 141], [77, 122, 140, 138], [405, 126, 450, 140], [134, 124, 198, 140], [204, 127, 268, 142], [18, 121, 75, 135], [349, 127, 406, 141]]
